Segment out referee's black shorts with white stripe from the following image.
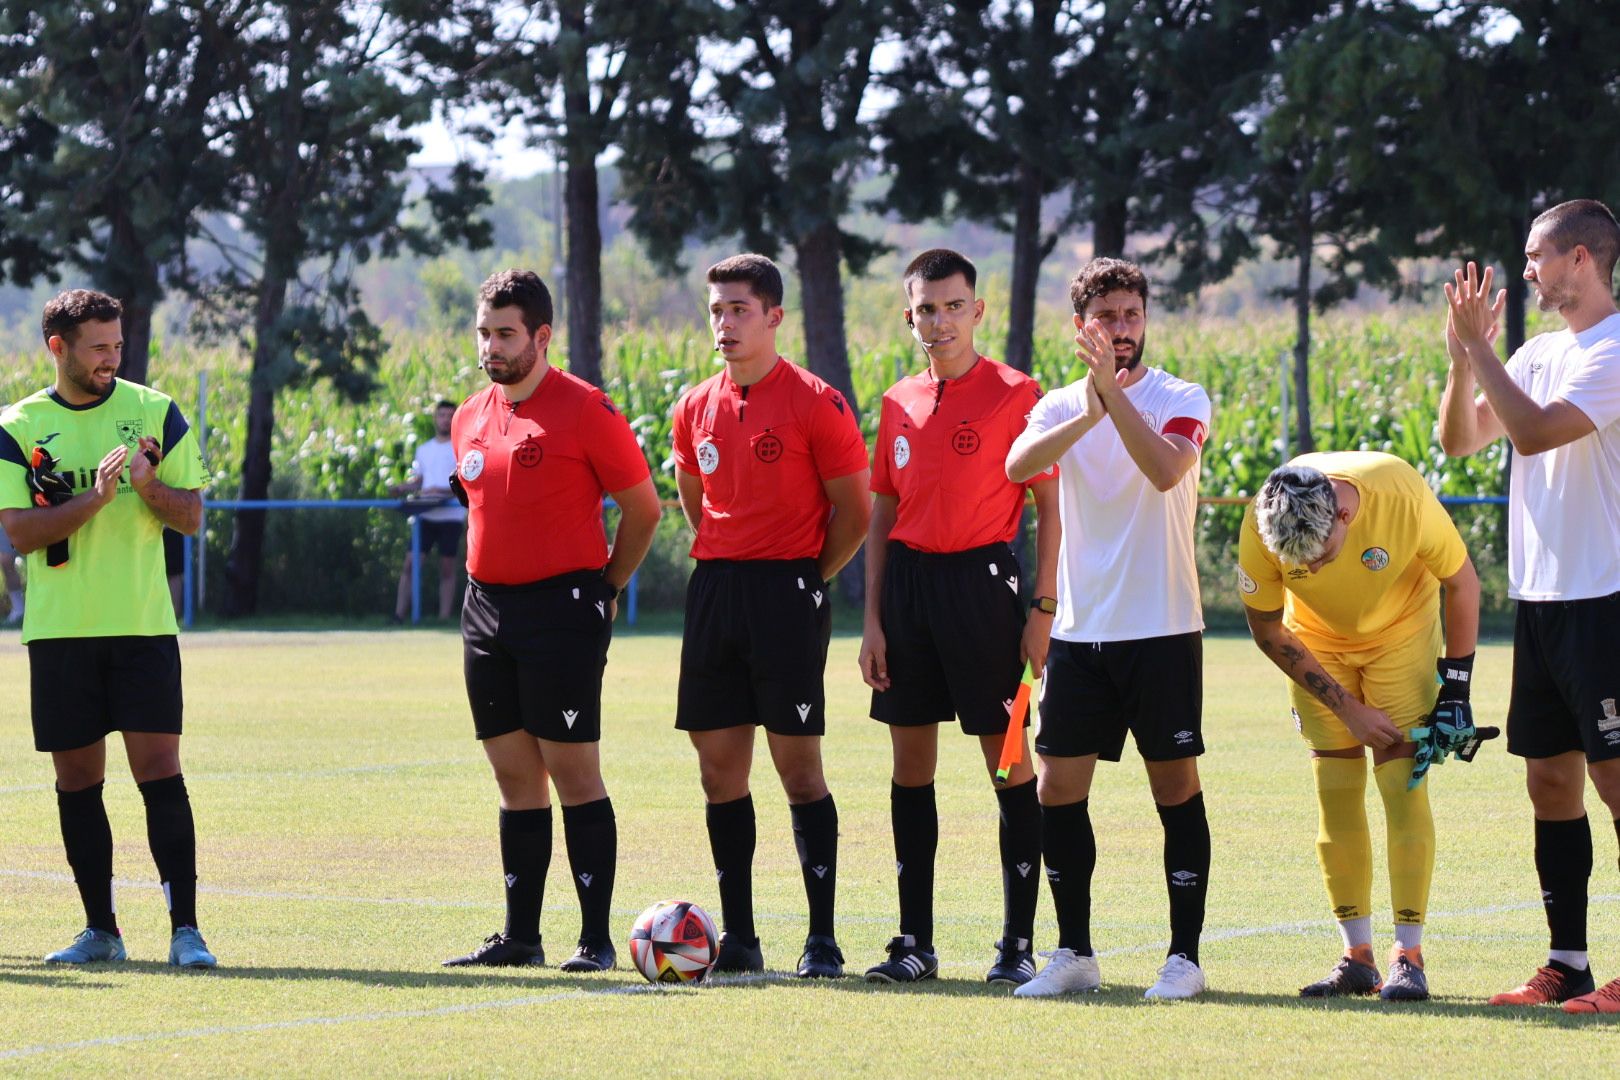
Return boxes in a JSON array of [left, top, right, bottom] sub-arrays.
[[870, 540, 1026, 736], [676, 558, 831, 735], [462, 570, 614, 743], [1036, 632, 1204, 761], [1508, 592, 1620, 762]]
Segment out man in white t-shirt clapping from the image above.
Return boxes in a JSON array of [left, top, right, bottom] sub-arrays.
[[1005, 257, 1212, 1001], [393, 399, 467, 622], [1441, 199, 1620, 1014]]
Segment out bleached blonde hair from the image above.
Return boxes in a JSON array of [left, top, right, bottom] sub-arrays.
[[1255, 465, 1337, 565]]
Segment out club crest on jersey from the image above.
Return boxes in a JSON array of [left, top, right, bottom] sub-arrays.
[[696, 440, 720, 474], [951, 427, 980, 455], [1237, 566, 1258, 594], [1600, 698, 1620, 733], [754, 433, 783, 463], [459, 449, 485, 481], [1360, 547, 1390, 571], [515, 438, 543, 468], [115, 418, 144, 447], [893, 434, 911, 469]]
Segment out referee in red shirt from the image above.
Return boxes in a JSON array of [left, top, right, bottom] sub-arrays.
[[442, 270, 660, 972], [671, 254, 871, 978], [859, 250, 1060, 987]]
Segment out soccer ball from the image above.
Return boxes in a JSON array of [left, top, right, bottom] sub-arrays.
[[628, 899, 720, 984]]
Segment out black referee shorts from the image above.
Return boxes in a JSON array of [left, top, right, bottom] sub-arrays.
[[462, 570, 614, 743], [870, 540, 1026, 736], [1508, 593, 1620, 762], [676, 558, 831, 735], [28, 635, 184, 753], [1036, 632, 1204, 762]]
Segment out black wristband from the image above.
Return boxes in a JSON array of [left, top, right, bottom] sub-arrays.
[[1437, 653, 1475, 703]]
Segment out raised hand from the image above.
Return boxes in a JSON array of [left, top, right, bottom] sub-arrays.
[[1443, 262, 1507, 354]]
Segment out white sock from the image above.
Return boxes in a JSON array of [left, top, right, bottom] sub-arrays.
[[1394, 924, 1423, 951], [1550, 949, 1589, 971], [1337, 916, 1372, 950]]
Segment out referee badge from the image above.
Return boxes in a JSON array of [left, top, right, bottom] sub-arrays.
[[1360, 547, 1390, 571], [893, 434, 911, 469], [459, 449, 485, 481], [696, 440, 720, 475]]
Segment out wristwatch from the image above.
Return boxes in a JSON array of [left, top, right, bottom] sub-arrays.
[[1030, 596, 1057, 615]]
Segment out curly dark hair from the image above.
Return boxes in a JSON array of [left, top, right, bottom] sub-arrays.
[[1068, 257, 1149, 315], [41, 289, 122, 344], [477, 269, 554, 334]]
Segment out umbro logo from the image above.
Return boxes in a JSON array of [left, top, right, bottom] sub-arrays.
[[562, 709, 580, 729], [578, 873, 594, 887], [812, 590, 823, 608], [1045, 867, 1061, 882], [812, 865, 829, 879], [1174, 730, 1194, 743], [1333, 904, 1357, 917], [1396, 908, 1421, 921], [1542, 890, 1554, 902], [505, 873, 517, 889], [1170, 870, 1199, 887], [1016, 862, 1033, 878], [796, 703, 812, 722]]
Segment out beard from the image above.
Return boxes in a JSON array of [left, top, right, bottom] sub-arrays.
[[483, 339, 539, 385], [1114, 332, 1145, 373], [1534, 281, 1571, 313], [64, 354, 114, 397]]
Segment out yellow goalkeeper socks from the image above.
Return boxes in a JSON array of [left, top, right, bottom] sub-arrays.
[[1375, 757, 1435, 929], [1312, 756, 1373, 923]]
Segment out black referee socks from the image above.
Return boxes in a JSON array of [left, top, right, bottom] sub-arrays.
[[57, 781, 117, 935], [706, 794, 757, 941], [791, 794, 839, 939], [1536, 815, 1592, 953], [1157, 791, 1210, 966], [1042, 798, 1096, 955], [562, 797, 617, 943], [996, 779, 1042, 946], [138, 773, 198, 931], [891, 782, 938, 950], [499, 806, 552, 947]]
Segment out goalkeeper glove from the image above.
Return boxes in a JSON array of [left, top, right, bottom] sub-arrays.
[[26, 447, 73, 567], [1409, 654, 1499, 789]]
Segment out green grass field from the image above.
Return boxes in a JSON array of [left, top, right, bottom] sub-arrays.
[[1, 630, 1616, 1076]]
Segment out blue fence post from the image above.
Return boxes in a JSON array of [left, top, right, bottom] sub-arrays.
[[410, 514, 423, 626], [627, 570, 638, 627], [182, 533, 194, 629]]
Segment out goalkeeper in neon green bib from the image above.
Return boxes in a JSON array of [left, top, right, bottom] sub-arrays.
[[0, 289, 214, 968], [1238, 452, 1487, 1003]]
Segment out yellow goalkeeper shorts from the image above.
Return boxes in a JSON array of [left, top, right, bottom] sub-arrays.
[[1290, 619, 1442, 752]]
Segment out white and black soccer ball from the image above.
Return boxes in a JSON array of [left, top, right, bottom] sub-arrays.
[[628, 899, 720, 984]]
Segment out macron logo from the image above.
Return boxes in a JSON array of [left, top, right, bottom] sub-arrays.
[[812, 590, 824, 608], [812, 865, 829, 879], [562, 709, 580, 729], [1016, 862, 1033, 878], [578, 873, 593, 888], [796, 703, 812, 723], [504, 873, 517, 889], [595, 601, 606, 617], [1006, 575, 1019, 594]]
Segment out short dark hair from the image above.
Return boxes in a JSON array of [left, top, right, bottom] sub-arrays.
[[42, 289, 122, 344], [903, 248, 977, 295], [1069, 257, 1149, 315], [435, 399, 456, 412], [477, 269, 553, 335], [706, 254, 783, 310], [1532, 199, 1620, 284]]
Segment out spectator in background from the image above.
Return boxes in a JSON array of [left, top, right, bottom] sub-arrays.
[[1, 521, 21, 625], [393, 400, 465, 623]]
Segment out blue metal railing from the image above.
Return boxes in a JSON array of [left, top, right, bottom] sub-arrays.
[[186, 498, 638, 628]]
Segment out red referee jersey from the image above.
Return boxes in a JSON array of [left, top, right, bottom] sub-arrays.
[[672, 357, 868, 561], [871, 356, 1054, 553], [452, 367, 650, 584]]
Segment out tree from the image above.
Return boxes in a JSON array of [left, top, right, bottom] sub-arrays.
[[476, 1, 710, 387], [619, 0, 892, 410], [205, 1, 490, 615], [0, 1, 243, 383]]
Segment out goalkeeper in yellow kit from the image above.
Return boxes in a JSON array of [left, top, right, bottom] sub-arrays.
[[1238, 452, 1483, 1002]]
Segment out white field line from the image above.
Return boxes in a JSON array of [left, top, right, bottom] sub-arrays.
[[2, 896, 1614, 1062], [0, 760, 469, 796]]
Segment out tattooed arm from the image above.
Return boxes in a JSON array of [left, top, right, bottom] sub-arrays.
[[1244, 605, 1403, 750]]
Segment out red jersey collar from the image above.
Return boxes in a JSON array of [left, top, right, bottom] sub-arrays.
[[720, 355, 787, 396], [924, 354, 989, 386]]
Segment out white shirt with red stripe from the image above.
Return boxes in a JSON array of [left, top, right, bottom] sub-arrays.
[[1026, 365, 1210, 642]]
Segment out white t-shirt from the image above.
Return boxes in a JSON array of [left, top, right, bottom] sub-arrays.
[[412, 437, 466, 523], [1505, 311, 1620, 601], [1025, 366, 1211, 642]]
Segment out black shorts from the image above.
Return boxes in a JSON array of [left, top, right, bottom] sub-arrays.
[[462, 571, 614, 743], [1508, 594, 1620, 762], [28, 635, 184, 753], [1035, 632, 1204, 761], [676, 559, 831, 735], [417, 519, 464, 560], [871, 540, 1026, 736]]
